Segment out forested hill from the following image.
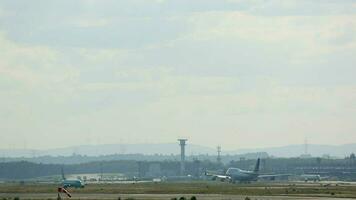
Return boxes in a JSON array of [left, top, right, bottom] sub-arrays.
[[0, 152, 267, 164], [0, 159, 222, 180], [0, 143, 355, 158], [1, 157, 355, 180], [0, 160, 139, 180]]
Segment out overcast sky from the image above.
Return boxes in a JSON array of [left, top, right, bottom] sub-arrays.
[[0, 0, 355, 150]]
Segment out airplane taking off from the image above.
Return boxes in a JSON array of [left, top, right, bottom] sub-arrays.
[[61, 167, 85, 188], [206, 158, 290, 183]]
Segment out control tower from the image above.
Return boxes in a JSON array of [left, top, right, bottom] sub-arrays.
[[178, 139, 187, 176], [217, 146, 222, 163]]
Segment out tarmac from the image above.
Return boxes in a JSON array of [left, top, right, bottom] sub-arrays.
[[1, 193, 355, 200]]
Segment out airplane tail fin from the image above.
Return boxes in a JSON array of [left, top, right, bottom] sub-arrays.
[[61, 167, 66, 180], [254, 158, 260, 173]]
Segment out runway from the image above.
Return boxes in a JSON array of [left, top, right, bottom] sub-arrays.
[[1, 181, 356, 199], [1, 193, 355, 200]]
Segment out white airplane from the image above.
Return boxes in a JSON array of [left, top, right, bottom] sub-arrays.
[[300, 174, 322, 182], [206, 158, 291, 183]]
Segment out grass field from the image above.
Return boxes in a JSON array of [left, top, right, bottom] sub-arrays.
[[1, 181, 356, 199]]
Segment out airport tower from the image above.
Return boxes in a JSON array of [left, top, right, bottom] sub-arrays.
[[217, 146, 222, 163], [178, 139, 187, 176]]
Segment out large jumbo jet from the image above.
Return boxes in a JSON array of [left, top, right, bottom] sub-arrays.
[[61, 168, 85, 188], [206, 158, 290, 183]]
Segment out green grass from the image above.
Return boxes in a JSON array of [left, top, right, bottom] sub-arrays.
[[0, 181, 356, 198]]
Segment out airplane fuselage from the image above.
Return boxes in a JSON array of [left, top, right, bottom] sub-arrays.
[[61, 180, 85, 188], [301, 174, 321, 182], [226, 168, 259, 182]]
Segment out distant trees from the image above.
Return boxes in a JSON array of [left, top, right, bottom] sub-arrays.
[[1, 155, 356, 180], [0, 160, 138, 180], [0, 161, 61, 179]]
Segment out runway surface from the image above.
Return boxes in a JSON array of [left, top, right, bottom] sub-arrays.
[[1, 193, 355, 200]]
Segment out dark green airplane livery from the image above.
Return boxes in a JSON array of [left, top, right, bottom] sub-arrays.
[[61, 167, 85, 188]]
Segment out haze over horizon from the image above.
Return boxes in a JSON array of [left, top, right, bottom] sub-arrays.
[[0, 0, 355, 150], [1, 141, 355, 152], [1, 142, 356, 159]]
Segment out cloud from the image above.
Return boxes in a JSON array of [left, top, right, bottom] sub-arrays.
[[0, 0, 355, 149], [1, 0, 355, 49], [0, 32, 59, 87], [248, 0, 356, 16]]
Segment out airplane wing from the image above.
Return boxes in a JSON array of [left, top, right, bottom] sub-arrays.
[[205, 171, 232, 182], [213, 175, 231, 180], [258, 174, 292, 180]]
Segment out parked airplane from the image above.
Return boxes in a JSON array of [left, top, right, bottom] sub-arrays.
[[206, 158, 290, 183], [61, 167, 85, 188], [301, 174, 321, 182]]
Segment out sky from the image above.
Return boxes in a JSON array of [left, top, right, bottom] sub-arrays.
[[0, 0, 355, 150]]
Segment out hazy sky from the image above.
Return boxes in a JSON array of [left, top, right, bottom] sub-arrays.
[[0, 0, 355, 150]]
